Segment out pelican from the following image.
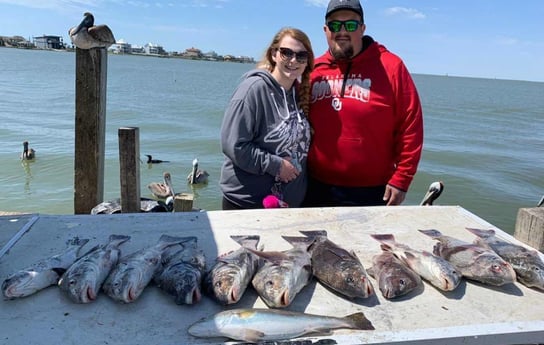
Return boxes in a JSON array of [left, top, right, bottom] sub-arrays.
[[90, 196, 174, 215], [420, 181, 444, 206], [145, 154, 170, 164], [20, 141, 36, 160], [187, 158, 209, 184], [538, 195, 544, 207], [147, 172, 175, 199], [69, 12, 115, 50]]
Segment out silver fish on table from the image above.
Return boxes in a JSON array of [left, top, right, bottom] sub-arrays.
[[103, 234, 191, 303], [2, 237, 89, 299], [248, 236, 313, 308], [368, 251, 422, 299], [203, 235, 260, 305], [419, 229, 516, 286], [296, 230, 374, 299], [188, 308, 375, 342], [153, 236, 206, 304], [370, 233, 461, 291], [466, 227, 544, 290], [58, 234, 130, 303]]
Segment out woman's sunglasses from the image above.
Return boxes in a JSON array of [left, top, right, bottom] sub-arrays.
[[327, 20, 362, 33], [277, 47, 309, 64]]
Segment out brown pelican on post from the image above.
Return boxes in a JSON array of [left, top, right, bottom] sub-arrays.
[[147, 172, 175, 199], [69, 12, 115, 49], [20, 141, 36, 160], [420, 181, 444, 206], [187, 158, 209, 185]]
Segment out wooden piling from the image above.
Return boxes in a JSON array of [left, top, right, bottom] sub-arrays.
[[514, 207, 544, 252], [174, 193, 194, 212], [118, 127, 141, 213], [74, 48, 107, 214]]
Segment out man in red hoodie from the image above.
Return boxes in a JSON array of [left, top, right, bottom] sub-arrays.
[[303, 0, 424, 207]]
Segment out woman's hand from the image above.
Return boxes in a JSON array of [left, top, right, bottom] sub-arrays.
[[277, 157, 299, 183]]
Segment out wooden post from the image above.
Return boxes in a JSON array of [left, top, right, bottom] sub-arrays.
[[174, 193, 194, 212], [74, 48, 107, 214], [118, 127, 141, 213], [514, 207, 544, 252]]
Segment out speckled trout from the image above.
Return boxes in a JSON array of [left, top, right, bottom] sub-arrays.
[[2, 237, 89, 299], [188, 308, 375, 342], [419, 229, 516, 286], [466, 227, 544, 290]]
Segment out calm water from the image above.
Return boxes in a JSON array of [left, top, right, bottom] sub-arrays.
[[1, 47, 543, 233]]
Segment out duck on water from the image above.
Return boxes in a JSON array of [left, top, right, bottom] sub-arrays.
[[21, 141, 35, 160], [145, 155, 170, 164]]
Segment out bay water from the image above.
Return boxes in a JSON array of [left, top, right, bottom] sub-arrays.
[[1, 47, 543, 234]]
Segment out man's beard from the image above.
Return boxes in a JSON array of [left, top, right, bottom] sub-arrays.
[[331, 43, 354, 61]]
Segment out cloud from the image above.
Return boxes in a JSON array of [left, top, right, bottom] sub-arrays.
[[385, 7, 426, 20]]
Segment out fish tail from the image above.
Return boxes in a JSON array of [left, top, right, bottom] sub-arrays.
[[108, 234, 131, 246], [418, 229, 442, 239], [299, 230, 328, 238], [465, 227, 495, 238], [344, 312, 375, 330], [158, 235, 197, 248], [281, 235, 314, 248], [230, 235, 260, 249], [370, 234, 396, 250]]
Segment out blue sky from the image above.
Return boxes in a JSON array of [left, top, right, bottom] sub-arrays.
[[1, 0, 543, 82]]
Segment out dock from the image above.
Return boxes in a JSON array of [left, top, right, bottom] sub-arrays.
[[1, 206, 543, 344]]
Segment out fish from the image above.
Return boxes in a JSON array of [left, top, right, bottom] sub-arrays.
[[296, 230, 374, 299], [418, 229, 516, 286], [103, 234, 191, 303], [187, 308, 375, 342], [370, 233, 461, 291], [248, 236, 313, 308], [368, 251, 422, 299], [466, 227, 544, 290], [58, 234, 130, 303], [203, 235, 260, 305], [153, 236, 206, 305], [2, 237, 89, 299]]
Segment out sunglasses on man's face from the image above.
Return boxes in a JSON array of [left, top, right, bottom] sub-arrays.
[[327, 20, 361, 33], [277, 47, 309, 64]]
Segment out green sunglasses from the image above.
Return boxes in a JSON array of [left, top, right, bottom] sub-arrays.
[[327, 20, 362, 33]]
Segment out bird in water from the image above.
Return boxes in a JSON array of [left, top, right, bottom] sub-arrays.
[[90, 196, 174, 215], [20, 141, 36, 160], [147, 172, 175, 199], [68, 12, 115, 50], [420, 181, 444, 206], [145, 154, 170, 164], [187, 158, 209, 184], [538, 195, 544, 207]]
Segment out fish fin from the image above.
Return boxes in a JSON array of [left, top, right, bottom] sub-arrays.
[[344, 312, 375, 330], [244, 248, 289, 263], [404, 251, 417, 261], [299, 230, 328, 238], [418, 229, 442, 239], [367, 266, 375, 278], [242, 329, 266, 343], [465, 227, 495, 238], [370, 233, 395, 244]]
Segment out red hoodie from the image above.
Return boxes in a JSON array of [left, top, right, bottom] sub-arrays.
[[308, 38, 423, 191]]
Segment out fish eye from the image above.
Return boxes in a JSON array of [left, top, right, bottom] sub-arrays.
[[265, 280, 274, 287], [214, 281, 222, 288], [399, 279, 406, 287], [69, 279, 77, 286], [345, 276, 354, 284]]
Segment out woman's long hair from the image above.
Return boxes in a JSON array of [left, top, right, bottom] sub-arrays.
[[257, 27, 315, 117]]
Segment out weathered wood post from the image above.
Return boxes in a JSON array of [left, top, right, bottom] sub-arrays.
[[174, 193, 194, 212], [74, 48, 107, 214], [514, 207, 544, 252], [118, 127, 141, 213]]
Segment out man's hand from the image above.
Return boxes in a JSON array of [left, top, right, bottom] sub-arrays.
[[383, 184, 406, 206]]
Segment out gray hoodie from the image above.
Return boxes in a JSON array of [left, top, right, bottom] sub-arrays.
[[220, 69, 311, 208]]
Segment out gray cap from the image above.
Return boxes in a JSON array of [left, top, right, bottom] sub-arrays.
[[326, 0, 364, 23]]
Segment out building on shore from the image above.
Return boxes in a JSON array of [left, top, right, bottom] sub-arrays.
[[110, 39, 131, 54], [33, 35, 65, 49]]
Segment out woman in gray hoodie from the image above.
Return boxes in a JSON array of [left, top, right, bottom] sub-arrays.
[[220, 27, 314, 209]]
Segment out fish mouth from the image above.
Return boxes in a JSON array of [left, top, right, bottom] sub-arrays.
[[228, 286, 239, 304], [86, 285, 96, 302], [186, 287, 202, 305], [127, 286, 138, 302], [278, 290, 290, 307]]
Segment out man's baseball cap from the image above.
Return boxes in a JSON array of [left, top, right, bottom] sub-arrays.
[[326, 0, 364, 23]]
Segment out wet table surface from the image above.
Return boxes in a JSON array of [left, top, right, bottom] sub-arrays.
[[0, 206, 543, 345]]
